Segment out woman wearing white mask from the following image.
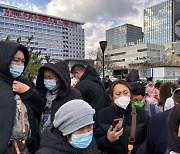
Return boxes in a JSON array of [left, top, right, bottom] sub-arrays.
[[0, 41, 45, 154], [95, 80, 149, 154], [36, 60, 82, 131], [36, 99, 99, 154]]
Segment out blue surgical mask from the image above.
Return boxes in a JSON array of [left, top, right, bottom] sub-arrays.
[[70, 130, 93, 149], [9, 64, 24, 78], [44, 79, 59, 91]]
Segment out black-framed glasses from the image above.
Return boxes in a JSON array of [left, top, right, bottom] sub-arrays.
[[173, 88, 180, 95]]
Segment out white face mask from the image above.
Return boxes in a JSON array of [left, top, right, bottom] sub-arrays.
[[114, 96, 130, 109], [75, 78, 79, 83]]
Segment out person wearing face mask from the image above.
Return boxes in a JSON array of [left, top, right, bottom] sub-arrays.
[[130, 82, 162, 117], [71, 64, 105, 129], [145, 77, 159, 105], [36, 99, 99, 154], [94, 80, 149, 154], [0, 41, 45, 154], [36, 60, 82, 131], [147, 87, 180, 154]]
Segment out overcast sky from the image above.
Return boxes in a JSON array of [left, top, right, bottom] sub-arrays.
[[0, 0, 166, 57]]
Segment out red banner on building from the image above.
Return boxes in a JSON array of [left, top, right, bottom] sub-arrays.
[[3, 8, 75, 28]]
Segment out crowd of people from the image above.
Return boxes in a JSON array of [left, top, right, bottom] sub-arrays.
[[0, 40, 180, 154]]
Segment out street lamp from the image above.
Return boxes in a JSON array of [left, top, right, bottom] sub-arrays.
[[45, 54, 50, 62], [151, 66, 154, 78], [99, 41, 108, 79]]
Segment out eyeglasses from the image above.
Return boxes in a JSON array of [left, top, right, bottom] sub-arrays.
[[173, 88, 180, 95]]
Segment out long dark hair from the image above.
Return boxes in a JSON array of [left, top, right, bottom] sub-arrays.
[[108, 80, 132, 105], [158, 82, 177, 107], [168, 104, 180, 153]]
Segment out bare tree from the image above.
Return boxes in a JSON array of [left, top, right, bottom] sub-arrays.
[[87, 49, 112, 76]]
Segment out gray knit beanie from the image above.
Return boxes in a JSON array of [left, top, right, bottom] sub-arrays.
[[53, 99, 95, 136]]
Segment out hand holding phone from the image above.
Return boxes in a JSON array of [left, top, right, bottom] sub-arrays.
[[107, 119, 124, 142], [112, 118, 123, 131]]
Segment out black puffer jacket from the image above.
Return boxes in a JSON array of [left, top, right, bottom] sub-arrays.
[[95, 103, 149, 154], [75, 65, 105, 128], [0, 41, 45, 154], [36, 128, 100, 154], [36, 60, 82, 121]]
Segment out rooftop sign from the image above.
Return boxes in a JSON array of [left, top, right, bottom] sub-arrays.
[[3, 8, 75, 28]]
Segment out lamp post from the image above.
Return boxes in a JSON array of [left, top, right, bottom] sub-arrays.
[[151, 66, 154, 78], [45, 54, 50, 62], [99, 41, 108, 79]]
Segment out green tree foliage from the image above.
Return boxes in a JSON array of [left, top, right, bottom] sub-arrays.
[[5, 36, 10, 41], [23, 36, 43, 77], [4, 35, 43, 77], [25, 47, 43, 77]]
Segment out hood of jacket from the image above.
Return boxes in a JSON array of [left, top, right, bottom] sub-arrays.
[[0, 41, 29, 84], [0, 41, 29, 153], [126, 69, 140, 83], [40, 128, 77, 153], [80, 65, 104, 88], [39, 128, 98, 154], [36, 60, 71, 97]]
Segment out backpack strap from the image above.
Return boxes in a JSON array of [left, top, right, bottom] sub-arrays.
[[21, 101, 26, 144], [128, 106, 137, 154], [13, 101, 26, 154], [13, 138, 21, 154]]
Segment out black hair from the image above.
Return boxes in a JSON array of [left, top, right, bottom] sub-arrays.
[[168, 104, 180, 153], [158, 82, 178, 107], [147, 77, 153, 82], [126, 69, 140, 82], [155, 82, 162, 90], [71, 63, 85, 74], [109, 80, 132, 104], [129, 82, 146, 97]]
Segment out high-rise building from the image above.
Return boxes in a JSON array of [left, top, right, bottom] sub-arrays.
[[0, 4, 85, 60], [106, 24, 143, 47], [144, 0, 180, 44]]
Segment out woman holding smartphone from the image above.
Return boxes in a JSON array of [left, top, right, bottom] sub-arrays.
[[95, 80, 149, 154]]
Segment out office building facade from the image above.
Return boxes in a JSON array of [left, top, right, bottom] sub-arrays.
[[105, 43, 165, 67], [105, 43, 165, 78], [0, 4, 85, 60], [144, 0, 180, 44], [106, 24, 143, 47]]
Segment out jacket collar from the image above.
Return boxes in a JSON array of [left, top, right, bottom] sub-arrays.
[[113, 102, 132, 116]]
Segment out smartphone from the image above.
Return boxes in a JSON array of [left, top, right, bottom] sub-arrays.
[[112, 118, 123, 131]]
